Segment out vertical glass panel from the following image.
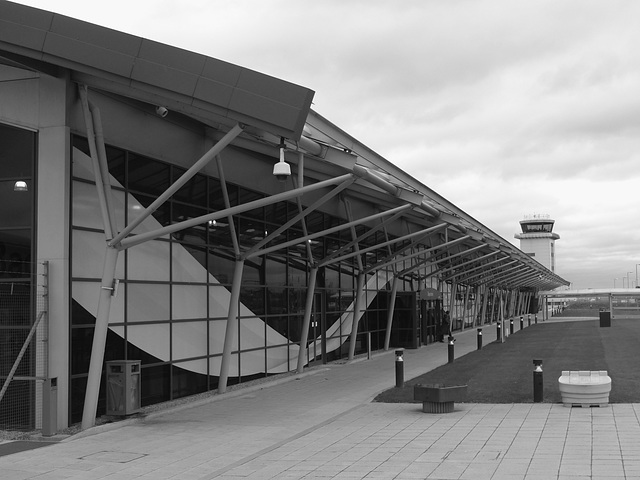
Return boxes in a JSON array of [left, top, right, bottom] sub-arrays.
[[208, 248, 235, 285], [0, 181, 32, 228], [173, 244, 207, 283], [72, 281, 125, 324], [209, 178, 236, 211], [139, 363, 171, 406], [209, 319, 228, 356], [171, 203, 207, 246], [72, 181, 126, 232], [240, 286, 265, 316], [266, 286, 286, 316], [237, 187, 264, 220], [127, 239, 170, 281], [127, 323, 170, 363], [266, 316, 288, 344], [266, 255, 286, 287], [0, 123, 34, 178], [172, 285, 207, 320], [244, 256, 263, 285], [172, 168, 208, 207], [72, 230, 125, 279], [238, 316, 266, 351], [0, 228, 31, 270], [209, 284, 231, 320], [128, 153, 170, 196], [172, 361, 208, 398], [127, 284, 170, 322], [172, 321, 208, 360]]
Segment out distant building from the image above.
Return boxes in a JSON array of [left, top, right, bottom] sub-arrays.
[[515, 214, 560, 272]]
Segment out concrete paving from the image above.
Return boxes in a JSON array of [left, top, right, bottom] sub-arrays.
[[3, 318, 640, 479]]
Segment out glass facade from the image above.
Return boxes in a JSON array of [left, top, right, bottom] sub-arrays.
[[0, 122, 36, 429], [70, 136, 423, 422]]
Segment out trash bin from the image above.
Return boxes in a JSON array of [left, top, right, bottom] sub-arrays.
[[106, 360, 141, 416], [599, 311, 611, 328]]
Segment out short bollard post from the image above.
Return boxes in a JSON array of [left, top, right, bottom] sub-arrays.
[[395, 349, 404, 388], [510, 318, 514, 335], [496, 321, 501, 342], [448, 336, 455, 363], [477, 328, 483, 350], [520, 316, 524, 330], [535, 314, 538, 324], [528, 314, 531, 327], [533, 359, 543, 402]]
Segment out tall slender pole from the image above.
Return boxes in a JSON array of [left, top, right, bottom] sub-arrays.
[[81, 246, 119, 429], [297, 267, 318, 373], [384, 276, 399, 350], [218, 259, 245, 393], [348, 273, 366, 360]]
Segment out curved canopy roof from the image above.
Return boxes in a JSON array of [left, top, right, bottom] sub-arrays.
[[0, 0, 570, 292]]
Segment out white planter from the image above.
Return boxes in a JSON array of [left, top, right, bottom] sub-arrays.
[[558, 371, 611, 407]]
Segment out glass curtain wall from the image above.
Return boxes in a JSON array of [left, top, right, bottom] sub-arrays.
[[69, 136, 405, 422], [0, 122, 35, 429]]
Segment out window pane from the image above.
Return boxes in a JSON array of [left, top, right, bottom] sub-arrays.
[[127, 284, 170, 322]]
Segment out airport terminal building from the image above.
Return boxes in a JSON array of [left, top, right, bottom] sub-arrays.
[[0, 1, 568, 432]]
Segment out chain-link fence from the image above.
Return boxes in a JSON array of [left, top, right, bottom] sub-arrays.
[[0, 261, 49, 432]]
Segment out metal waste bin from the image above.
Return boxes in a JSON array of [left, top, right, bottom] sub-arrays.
[[106, 360, 141, 416], [599, 311, 611, 328]]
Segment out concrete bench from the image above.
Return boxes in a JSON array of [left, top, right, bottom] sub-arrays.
[[414, 384, 467, 413], [558, 371, 611, 407]]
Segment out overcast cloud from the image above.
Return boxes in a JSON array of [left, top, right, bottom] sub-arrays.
[[15, 0, 640, 289]]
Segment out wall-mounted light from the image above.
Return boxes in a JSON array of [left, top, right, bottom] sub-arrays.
[[155, 106, 168, 118], [14, 180, 28, 192], [272, 138, 291, 182]]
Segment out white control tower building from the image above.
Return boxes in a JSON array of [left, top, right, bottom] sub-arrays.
[[515, 214, 560, 273]]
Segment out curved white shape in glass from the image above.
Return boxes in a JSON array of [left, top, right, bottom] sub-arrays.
[[72, 148, 387, 377]]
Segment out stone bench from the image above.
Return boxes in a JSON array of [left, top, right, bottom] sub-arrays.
[[414, 384, 467, 413], [558, 371, 611, 407]]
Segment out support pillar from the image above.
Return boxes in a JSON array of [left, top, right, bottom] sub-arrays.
[[384, 276, 399, 350], [348, 273, 366, 360], [218, 259, 245, 393], [81, 246, 119, 430], [297, 266, 318, 373]]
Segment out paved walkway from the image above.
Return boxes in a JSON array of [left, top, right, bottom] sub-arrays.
[[3, 318, 640, 479]]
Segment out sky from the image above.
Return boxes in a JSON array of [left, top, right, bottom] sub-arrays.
[[14, 0, 640, 290]]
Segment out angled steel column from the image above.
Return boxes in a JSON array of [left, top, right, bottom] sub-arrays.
[[81, 246, 119, 429], [384, 276, 399, 350], [348, 273, 366, 361], [218, 259, 245, 393], [79, 86, 121, 430], [110, 124, 244, 247], [297, 266, 318, 373]]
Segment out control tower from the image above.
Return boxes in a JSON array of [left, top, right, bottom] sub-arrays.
[[514, 214, 560, 272]]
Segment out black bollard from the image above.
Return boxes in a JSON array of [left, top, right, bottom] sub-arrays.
[[477, 328, 483, 350], [510, 318, 514, 335], [496, 321, 501, 341], [533, 359, 543, 402], [528, 314, 531, 327], [395, 349, 404, 388], [535, 314, 538, 324], [448, 336, 455, 363], [520, 316, 524, 330]]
